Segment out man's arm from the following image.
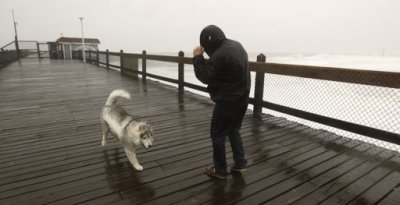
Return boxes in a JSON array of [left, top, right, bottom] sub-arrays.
[[192, 46, 216, 85]]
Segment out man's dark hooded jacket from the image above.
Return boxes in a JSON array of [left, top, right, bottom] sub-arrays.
[[193, 25, 250, 102]]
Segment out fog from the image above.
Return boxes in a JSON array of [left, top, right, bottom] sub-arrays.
[[1, 0, 399, 55]]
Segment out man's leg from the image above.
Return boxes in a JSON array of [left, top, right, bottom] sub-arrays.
[[210, 102, 234, 175], [228, 97, 248, 168]]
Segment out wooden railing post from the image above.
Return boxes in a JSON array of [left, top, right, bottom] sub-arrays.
[[120, 50, 124, 74], [142, 50, 147, 81], [253, 53, 266, 118], [15, 40, 20, 59], [36, 42, 41, 59], [178, 51, 184, 95], [106, 49, 109, 69], [96, 49, 99, 66]]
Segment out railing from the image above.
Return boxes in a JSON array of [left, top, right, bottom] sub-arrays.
[[1, 41, 19, 67], [17, 41, 49, 58], [0, 50, 19, 68], [72, 49, 400, 150], [1, 40, 49, 59]]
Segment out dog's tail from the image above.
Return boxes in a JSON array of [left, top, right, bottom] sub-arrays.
[[105, 89, 131, 106]]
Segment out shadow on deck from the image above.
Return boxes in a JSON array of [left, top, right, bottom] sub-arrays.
[[0, 59, 399, 205]]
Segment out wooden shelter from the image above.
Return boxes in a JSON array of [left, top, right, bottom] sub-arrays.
[[49, 37, 100, 59]]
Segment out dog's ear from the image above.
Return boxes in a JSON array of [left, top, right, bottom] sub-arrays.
[[146, 123, 153, 133], [138, 123, 147, 132]]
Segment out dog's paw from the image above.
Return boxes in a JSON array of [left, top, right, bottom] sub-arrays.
[[134, 165, 143, 171], [101, 140, 106, 146]]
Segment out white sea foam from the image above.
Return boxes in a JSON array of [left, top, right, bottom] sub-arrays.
[[262, 53, 400, 72]]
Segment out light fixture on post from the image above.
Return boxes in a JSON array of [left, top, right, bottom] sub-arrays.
[[79, 17, 86, 62]]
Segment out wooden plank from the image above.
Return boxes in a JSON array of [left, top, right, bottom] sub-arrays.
[[378, 184, 400, 205], [263, 144, 380, 204], [146, 132, 340, 205], [320, 155, 400, 205], [291, 149, 397, 205], [142, 132, 338, 205], [347, 164, 400, 204], [202, 137, 354, 205], [111, 125, 316, 203], [249, 143, 380, 204]]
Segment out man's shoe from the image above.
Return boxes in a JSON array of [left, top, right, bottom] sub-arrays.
[[231, 164, 247, 173], [205, 165, 227, 179]]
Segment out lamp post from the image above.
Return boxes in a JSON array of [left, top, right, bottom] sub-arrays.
[[79, 17, 86, 62], [12, 9, 20, 58]]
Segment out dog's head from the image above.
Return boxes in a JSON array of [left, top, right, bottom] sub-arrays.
[[133, 122, 154, 149]]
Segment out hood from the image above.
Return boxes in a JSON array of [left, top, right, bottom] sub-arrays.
[[200, 25, 227, 56]]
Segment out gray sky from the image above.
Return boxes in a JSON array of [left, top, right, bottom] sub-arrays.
[[1, 0, 399, 55]]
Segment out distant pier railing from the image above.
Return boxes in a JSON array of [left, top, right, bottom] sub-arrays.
[[1, 41, 19, 67], [0, 50, 18, 68], [1, 40, 49, 60], [72, 49, 400, 150]]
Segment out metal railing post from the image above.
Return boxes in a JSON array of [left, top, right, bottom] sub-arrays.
[[253, 53, 266, 118]]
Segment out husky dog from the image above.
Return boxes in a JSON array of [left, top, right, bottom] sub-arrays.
[[101, 89, 154, 171]]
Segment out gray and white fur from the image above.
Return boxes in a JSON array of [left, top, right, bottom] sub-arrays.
[[101, 89, 154, 171]]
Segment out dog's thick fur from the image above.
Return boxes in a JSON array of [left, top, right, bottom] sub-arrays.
[[101, 89, 154, 171]]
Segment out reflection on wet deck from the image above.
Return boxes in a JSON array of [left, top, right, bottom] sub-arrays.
[[0, 59, 399, 205]]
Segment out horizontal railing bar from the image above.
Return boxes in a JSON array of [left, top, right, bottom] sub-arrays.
[[250, 62, 400, 89], [123, 69, 143, 75], [256, 99, 400, 145], [129, 54, 193, 64], [145, 72, 179, 84], [182, 82, 208, 93], [108, 64, 120, 69], [106, 51, 121, 56], [1, 41, 16, 49], [19, 49, 40, 51], [100, 50, 400, 88], [99, 52, 193, 64], [17, 40, 38, 43]]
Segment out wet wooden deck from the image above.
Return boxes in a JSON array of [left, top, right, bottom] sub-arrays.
[[0, 58, 399, 205]]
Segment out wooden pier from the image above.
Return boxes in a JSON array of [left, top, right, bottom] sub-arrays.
[[0, 58, 399, 205]]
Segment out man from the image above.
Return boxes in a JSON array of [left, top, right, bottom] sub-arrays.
[[192, 25, 250, 179]]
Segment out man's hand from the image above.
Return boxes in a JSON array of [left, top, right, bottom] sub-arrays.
[[193, 46, 204, 56]]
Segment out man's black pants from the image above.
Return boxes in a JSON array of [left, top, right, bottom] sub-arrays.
[[210, 95, 248, 174]]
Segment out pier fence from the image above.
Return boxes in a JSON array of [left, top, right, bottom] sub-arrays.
[[71, 49, 399, 151]]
